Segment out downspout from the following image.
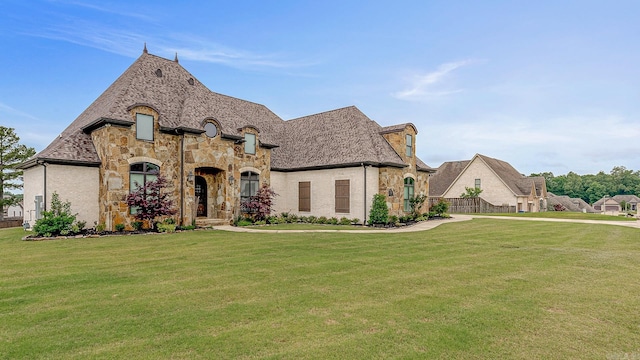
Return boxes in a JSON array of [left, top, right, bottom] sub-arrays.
[[362, 163, 367, 225], [178, 130, 185, 226], [40, 161, 48, 211]]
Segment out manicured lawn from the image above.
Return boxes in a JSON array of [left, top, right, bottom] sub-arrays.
[[2, 220, 640, 359], [476, 211, 637, 221], [246, 224, 378, 231]]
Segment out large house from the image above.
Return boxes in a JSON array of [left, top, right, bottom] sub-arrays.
[[20, 48, 434, 230], [429, 153, 547, 212], [593, 194, 640, 213]]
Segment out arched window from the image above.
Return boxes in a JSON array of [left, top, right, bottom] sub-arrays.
[[403, 177, 414, 212], [130, 162, 159, 213], [240, 171, 259, 204]]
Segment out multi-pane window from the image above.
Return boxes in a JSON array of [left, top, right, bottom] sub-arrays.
[[244, 133, 256, 154], [299, 182, 311, 212], [335, 180, 350, 213], [240, 171, 259, 204], [129, 162, 159, 213], [475, 178, 481, 189], [406, 134, 413, 157], [404, 177, 414, 212], [136, 113, 154, 141]]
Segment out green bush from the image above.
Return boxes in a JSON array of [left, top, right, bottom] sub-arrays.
[[236, 218, 253, 227], [351, 218, 360, 225], [33, 192, 77, 237], [157, 222, 177, 233], [431, 198, 449, 216], [368, 193, 389, 225], [131, 221, 143, 231], [389, 215, 399, 224], [178, 225, 196, 231], [254, 220, 266, 225], [317, 216, 328, 224], [96, 223, 106, 233], [115, 224, 125, 232], [307, 215, 317, 224], [339, 217, 351, 225]]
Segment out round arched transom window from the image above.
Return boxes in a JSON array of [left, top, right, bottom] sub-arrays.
[[204, 122, 218, 138]]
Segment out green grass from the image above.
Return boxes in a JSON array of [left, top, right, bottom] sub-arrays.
[[474, 211, 637, 221], [2, 221, 640, 359], [246, 224, 377, 231]]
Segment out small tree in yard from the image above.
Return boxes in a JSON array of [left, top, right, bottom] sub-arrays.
[[241, 183, 277, 221], [125, 174, 176, 229], [368, 193, 389, 225], [0, 126, 35, 221], [408, 194, 427, 218], [460, 186, 483, 198]]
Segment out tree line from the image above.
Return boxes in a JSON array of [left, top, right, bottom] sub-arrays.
[[531, 166, 640, 205]]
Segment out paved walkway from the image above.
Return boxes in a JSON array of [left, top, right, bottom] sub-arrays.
[[212, 215, 640, 233]]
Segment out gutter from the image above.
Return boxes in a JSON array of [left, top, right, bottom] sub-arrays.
[[363, 163, 367, 225]]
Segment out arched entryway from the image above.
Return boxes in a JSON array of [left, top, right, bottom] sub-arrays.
[[195, 176, 207, 217]]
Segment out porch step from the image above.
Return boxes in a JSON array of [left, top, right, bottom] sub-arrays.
[[195, 218, 230, 228]]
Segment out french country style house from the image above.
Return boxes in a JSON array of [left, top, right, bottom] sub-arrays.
[[20, 48, 434, 230]]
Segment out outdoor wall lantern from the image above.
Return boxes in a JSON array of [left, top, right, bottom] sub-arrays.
[[187, 171, 194, 182], [388, 188, 394, 197], [228, 175, 235, 185]]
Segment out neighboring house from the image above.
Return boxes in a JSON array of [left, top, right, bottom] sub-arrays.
[[2, 195, 23, 218], [547, 192, 596, 213], [429, 154, 547, 212], [593, 195, 640, 212], [19, 48, 434, 230]]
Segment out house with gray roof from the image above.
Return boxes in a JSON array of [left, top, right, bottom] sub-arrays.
[[593, 194, 640, 213], [429, 154, 547, 212], [20, 48, 434, 230]]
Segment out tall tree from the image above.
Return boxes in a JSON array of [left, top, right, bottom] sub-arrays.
[[0, 127, 35, 220]]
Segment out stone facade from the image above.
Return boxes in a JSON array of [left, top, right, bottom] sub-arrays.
[[379, 125, 430, 216], [91, 106, 271, 230]]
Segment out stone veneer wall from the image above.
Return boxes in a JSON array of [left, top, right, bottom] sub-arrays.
[[379, 125, 430, 216], [91, 106, 270, 230]]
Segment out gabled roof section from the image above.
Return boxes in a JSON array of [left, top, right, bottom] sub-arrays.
[[429, 154, 546, 197], [271, 106, 409, 171], [428, 160, 470, 197], [26, 51, 285, 167]]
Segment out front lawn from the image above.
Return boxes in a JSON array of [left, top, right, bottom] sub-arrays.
[[476, 211, 637, 221], [1, 220, 639, 359]]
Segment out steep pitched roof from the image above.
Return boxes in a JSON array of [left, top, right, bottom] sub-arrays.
[[24, 50, 430, 172], [272, 106, 410, 170], [428, 160, 470, 197]]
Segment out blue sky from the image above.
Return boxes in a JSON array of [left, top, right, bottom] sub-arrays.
[[1, 0, 639, 175]]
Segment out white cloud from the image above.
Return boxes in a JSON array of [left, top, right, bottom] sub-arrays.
[[393, 60, 477, 101]]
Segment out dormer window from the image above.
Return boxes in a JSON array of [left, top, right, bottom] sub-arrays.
[[136, 113, 154, 141], [406, 134, 413, 157], [244, 133, 256, 154], [204, 122, 218, 138]]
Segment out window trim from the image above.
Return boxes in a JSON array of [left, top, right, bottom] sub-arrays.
[[403, 177, 415, 212], [129, 162, 159, 214], [136, 113, 154, 141], [244, 133, 256, 155], [406, 134, 413, 157], [475, 178, 481, 189]]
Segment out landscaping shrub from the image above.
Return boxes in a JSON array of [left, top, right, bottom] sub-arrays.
[[307, 215, 317, 224], [339, 217, 351, 225], [241, 184, 278, 221], [317, 216, 328, 224], [351, 218, 360, 225], [327, 217, 338, 225], [368, 193, 389, 225], [388, 215, 399, 225], [131, 221, 143, 231], [115, 224, 125, 232], [432, 198, 449, 216], [33, 192, 77, 237], [125, 174, 177, 229]]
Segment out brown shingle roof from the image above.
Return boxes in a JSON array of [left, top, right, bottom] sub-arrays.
[[25, 51, 428, 172], [429, 154, 546, 197]]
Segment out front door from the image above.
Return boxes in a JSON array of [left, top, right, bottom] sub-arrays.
[[195, 176, 207, 217]]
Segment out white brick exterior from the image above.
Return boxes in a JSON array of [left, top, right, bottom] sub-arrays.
[[22, 164, 99, 228], [271, 166, 379, 223]]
